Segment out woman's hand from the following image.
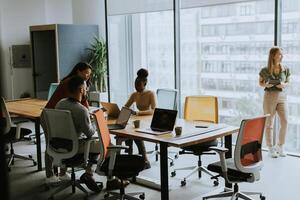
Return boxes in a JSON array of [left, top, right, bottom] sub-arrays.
[[265, 82, 274, 88], [276, 82, 286, 89]]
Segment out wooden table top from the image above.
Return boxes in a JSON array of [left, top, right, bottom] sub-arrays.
[[109, 116, 239, 148], [6, 98, 47, 119]]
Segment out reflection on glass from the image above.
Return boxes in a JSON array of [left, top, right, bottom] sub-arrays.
[[180, 0, 274, 142], [108, 11, 174, 107]]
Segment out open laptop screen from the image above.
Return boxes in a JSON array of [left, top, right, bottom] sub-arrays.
[[150, 108, 177, 131], [116, 107, 132, 125]]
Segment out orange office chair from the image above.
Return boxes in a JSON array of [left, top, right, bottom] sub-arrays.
[[171, 96, 219, 186], [94, 109, 145, 200], [202, 115, 268, 200]]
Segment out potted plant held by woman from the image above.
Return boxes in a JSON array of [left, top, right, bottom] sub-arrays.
[[87, 37, 108, 103]]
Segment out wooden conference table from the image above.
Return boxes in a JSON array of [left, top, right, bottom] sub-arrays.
[[108, 116, 239, 200], [5, 98, 239, 200], [6, 98, 47, 171]]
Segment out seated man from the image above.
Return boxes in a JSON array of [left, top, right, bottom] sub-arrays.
[[55, 75, 128, 191]]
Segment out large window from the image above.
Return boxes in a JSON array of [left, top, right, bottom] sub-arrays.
[[281, 0, 300, 153], [107, 1, 174, 106], [106, 0, 300, 155], [180, 0, 274, 127]]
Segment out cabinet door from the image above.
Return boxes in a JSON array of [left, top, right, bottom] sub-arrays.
[[31, 30, 58, 99]]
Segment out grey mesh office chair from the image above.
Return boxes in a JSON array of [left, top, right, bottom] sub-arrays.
[[42, 109, 100, 199], [146, 88, 179, 166], [1, 97, 36, 171]]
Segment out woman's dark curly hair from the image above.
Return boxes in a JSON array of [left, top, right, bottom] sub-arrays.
[[135, 68, 148, 86]]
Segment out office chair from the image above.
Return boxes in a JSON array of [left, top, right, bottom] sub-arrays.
[[94, 109, 145, 200], [42, 109, 100, 200], [146, 88, 178, 166], [171, 96, 219, 186], [48, 83, 59, 100], [202, 115, 268, 200], [0, 97, 36, 171]]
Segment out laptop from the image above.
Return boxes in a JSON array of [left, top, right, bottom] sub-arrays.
[[100, 102, 120, 118], [136, 108, 177, 135], [108, 107, 132, 130]]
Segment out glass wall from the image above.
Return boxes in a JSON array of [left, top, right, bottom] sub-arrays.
[[107, 1, 174, 106], [106, 0, 300, 155], [180, 0, 274, 127], [281, 0, 300, 153]]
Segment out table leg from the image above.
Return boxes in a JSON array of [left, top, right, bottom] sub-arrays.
[[159, 142, 169, 200], [35, 118, 42, 171], [224, 134, 232, 188]]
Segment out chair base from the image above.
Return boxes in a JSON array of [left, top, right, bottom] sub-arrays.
[[104, 179, 145, 200], [147, 149, 178, 166], [105, 191, 145, 200], [48, 168, 89, 200], [7, 153, 36, 171], [48, 179, 89, 200], [202, 185, 265, 200], [172, 165, 218, 186]]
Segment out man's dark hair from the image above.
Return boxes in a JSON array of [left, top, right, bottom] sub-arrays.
[[68, 75, 85, 94]]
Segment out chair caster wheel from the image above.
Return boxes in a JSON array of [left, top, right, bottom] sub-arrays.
[[170, 161, 174, 167], [139, 194, 145, 199], [29, 155, 32, 158], [181, 180, 186, 186], [213, 180, 219, 186], [171, 171, 176, 177], [33, 161, 37, 166], [174, 154, 178, 159], [260, 195, 266, 200]]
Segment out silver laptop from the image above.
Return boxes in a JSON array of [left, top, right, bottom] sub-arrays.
[[100, 102, 120, 118], [108, 107, 132, 130], [136, 108, 177, 135]]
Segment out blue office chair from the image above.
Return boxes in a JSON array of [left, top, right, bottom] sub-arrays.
[[147, 88, 179, 166], [47, 83, 59, 100]]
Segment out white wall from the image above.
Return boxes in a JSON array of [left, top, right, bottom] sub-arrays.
[[72, 0, 106, 38], [45, 0, 73, 24], [0, 0, 105, 99], [0, 0, 73, 99]]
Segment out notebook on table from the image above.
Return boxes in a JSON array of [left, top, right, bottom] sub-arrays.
[[136, 108, 177, 135], [100, 102, 121, 118], [108, 107, 132, 130]]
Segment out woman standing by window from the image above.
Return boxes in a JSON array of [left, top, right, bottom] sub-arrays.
[[259, 47, 290, 158]]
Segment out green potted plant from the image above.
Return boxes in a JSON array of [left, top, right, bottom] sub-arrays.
[[87, 37, 107, 92]]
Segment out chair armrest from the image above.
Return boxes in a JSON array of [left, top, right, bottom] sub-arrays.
[[107, 145, 129, 150], [11, 117, 30, 139], [83, 138, 99, 166], [209, 146, 228, 153], [209, 146, 230, 184], [106, 145, 129, 178]]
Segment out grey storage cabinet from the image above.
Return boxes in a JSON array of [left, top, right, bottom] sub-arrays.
[[30, 24, 98, 99]]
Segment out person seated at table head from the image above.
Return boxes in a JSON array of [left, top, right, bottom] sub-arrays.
[[54, 75, 101, 192], [122, 68, 156, 169], [45, 62, 92, 109], [43, 62, 92, 184]]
